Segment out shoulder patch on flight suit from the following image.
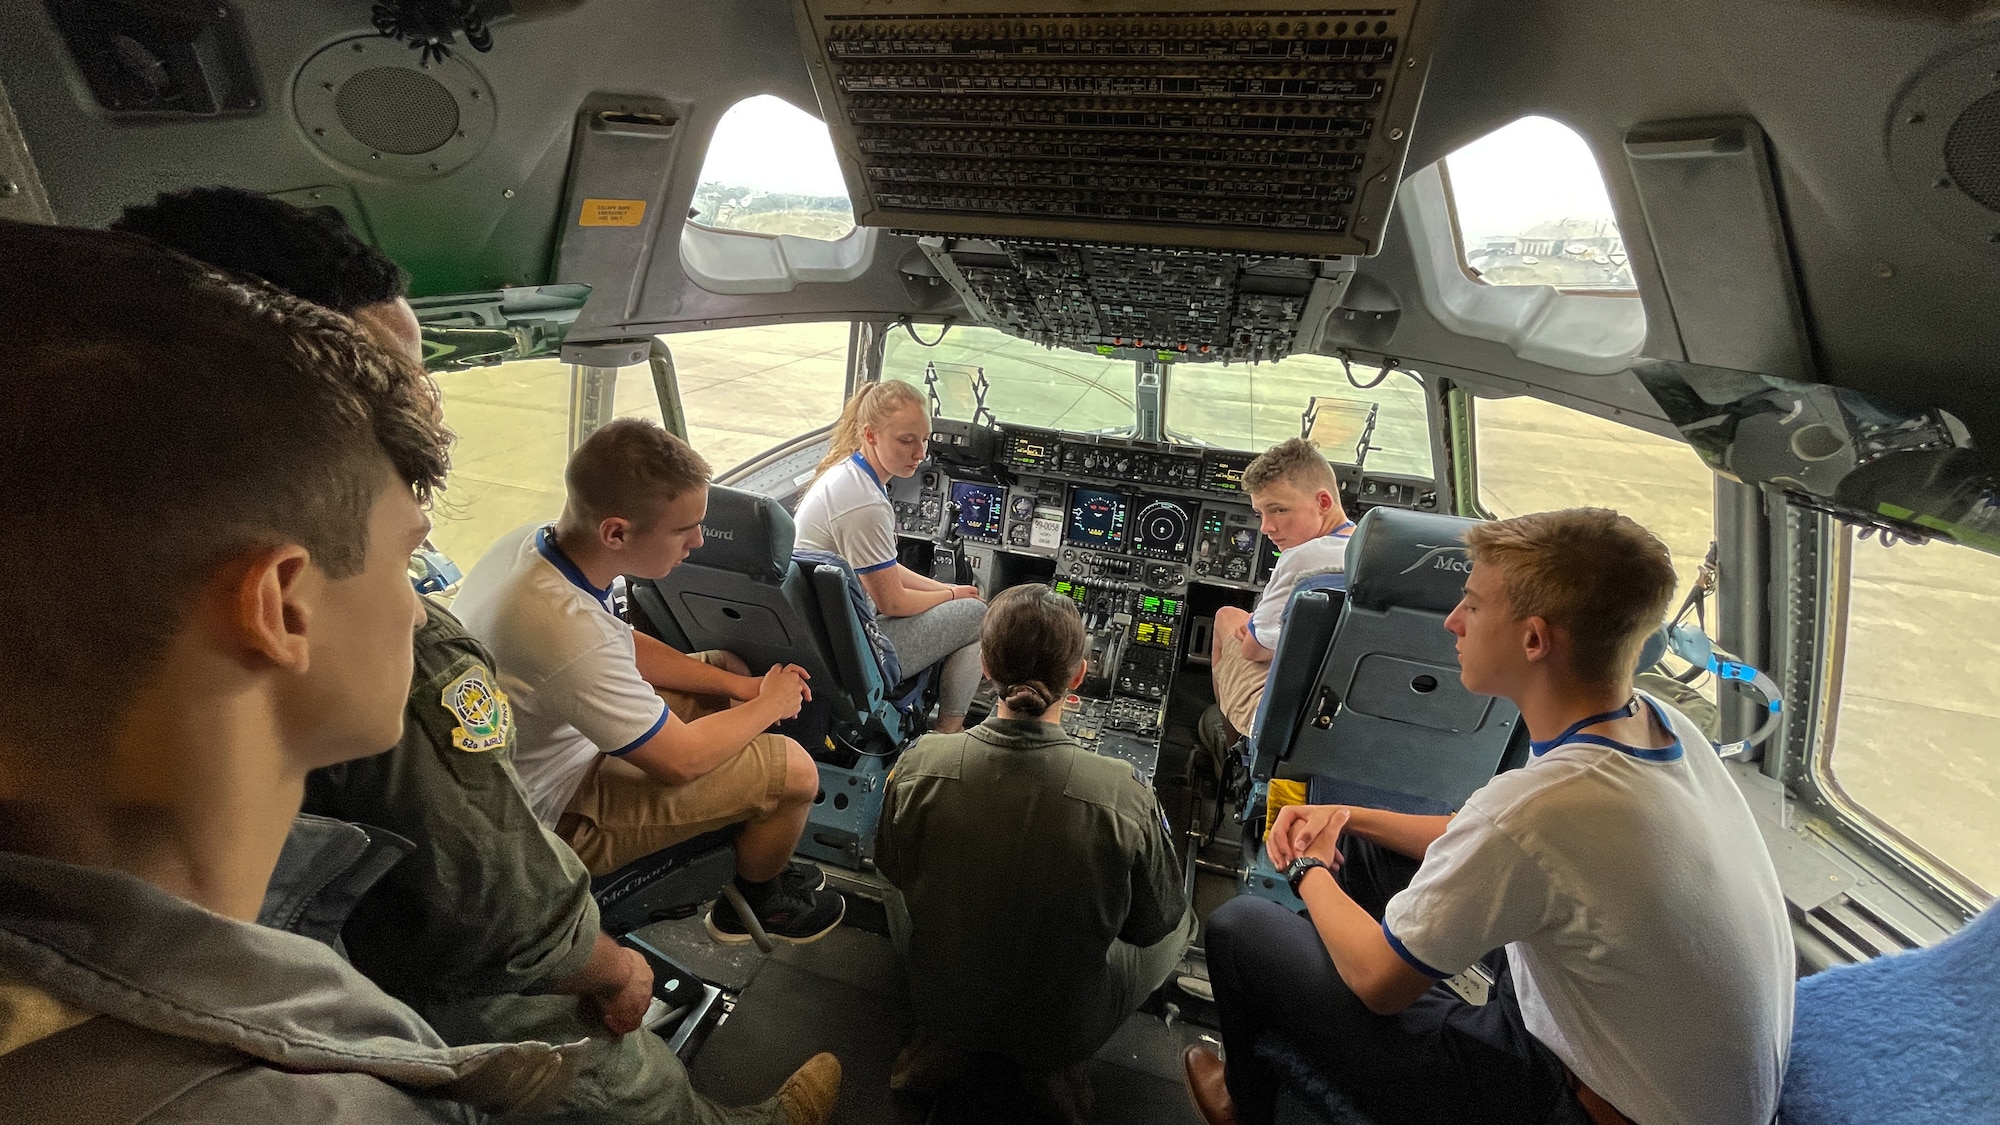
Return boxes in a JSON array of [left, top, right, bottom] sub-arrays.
[[441, 665, 510, 753]]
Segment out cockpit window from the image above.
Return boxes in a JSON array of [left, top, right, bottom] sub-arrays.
[[883, 324, 1137, 434], [1168, 356, 1434, 478], [689, 95, 856, 242], [1442, 116, 1634, 293], [1820, 532, 2000, 902]]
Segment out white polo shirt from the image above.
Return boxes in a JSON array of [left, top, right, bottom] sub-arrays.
[[793, 453, 899, 574], [1247, 521, 1353, 650], [1381, 694, 1794, 1125], [450, 523, 670, 826]]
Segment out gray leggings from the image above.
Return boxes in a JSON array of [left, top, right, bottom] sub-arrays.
[[877, 598, 986, 719]]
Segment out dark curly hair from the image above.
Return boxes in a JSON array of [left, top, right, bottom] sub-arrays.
[[111, 185, 409, 314]]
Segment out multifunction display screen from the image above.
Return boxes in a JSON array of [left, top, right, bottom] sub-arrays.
[[1132, 495, 1195, 562], [949, 481, 1006, 542], [1065, 487, 1128, 550], [1203, 451, 1253, 493]]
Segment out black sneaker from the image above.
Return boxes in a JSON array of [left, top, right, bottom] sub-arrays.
[[782, 859, 827, 894], [706, 883, 846, 945]]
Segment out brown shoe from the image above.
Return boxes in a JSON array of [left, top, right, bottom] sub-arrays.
[[777, 1052, 842, 1125], [1182, 1045, 1239, 1125], [889, 1034, 970, 1095], [1028, 1061, 1094, 1125]]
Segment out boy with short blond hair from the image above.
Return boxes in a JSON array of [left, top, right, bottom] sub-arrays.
[[1187, 508, 1793, 1125], [1209, 438, 1354, 739]]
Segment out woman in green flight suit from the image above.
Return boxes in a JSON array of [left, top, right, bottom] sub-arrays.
[[873, 584, 1196, 1122]]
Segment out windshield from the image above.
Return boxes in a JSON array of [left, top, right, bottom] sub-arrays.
[[882, 324, 1136, 433], [1168, 355, 1434, 478]]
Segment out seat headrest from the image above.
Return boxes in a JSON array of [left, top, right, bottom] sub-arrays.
[[681, 485, 795, 584], [1345, 508, 1480, 613]]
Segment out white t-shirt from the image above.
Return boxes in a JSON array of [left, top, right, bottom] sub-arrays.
[[1381, 694, 1794, 1125], [1247, 522, 1353, 650], [450, 523, 670, 825], [793, 453, 899, 575]]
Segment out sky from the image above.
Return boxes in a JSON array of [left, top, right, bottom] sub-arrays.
[[696, 97, 1621, 246], [1441, 115, 1620, 243], [699, 94, 853, 196]]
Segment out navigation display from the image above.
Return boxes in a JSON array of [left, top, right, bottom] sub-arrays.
[[1065, 487, 1128, 550], [1132, 495, 1195, 562], [950, 481, 1006, 542]]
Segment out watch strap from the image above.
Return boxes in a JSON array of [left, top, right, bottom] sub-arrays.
[[1286, 856, 1329, 897]]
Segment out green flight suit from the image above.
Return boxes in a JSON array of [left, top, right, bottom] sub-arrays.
[[304, 599, 782, 1124], [874, 718, 1195, 1072]]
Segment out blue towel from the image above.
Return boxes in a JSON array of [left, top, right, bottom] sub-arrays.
[[1780, 903, 2000, 1124]]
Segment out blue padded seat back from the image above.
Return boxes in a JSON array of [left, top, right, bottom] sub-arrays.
[[1780, 903, 2000, 1125], [1248, 584, 1343, 782], [1276, 508, 1522, 809], [801, 558, 925, 743], [635, 486, 870, 728]]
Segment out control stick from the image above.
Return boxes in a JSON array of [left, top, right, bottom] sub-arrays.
[[933, 500, 967, 585]]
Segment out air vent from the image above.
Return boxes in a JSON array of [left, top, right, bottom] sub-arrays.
[[44, 0, 262, 118], [1794, 894, 1924, 971], [293, 36, 494, 180]]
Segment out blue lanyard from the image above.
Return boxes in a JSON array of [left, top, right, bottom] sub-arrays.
[[1331, 521, 1355, 538], [1528, 697, 1639, 757], [849, 452, 886, 494]]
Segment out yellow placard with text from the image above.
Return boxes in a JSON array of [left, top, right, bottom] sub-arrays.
[[579, 198, 648, 227]]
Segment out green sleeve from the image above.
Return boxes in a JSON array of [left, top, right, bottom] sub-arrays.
[[872, 767, 910, 890], [1117, 788, 1188, 948], [303, 602, 598, 1003]]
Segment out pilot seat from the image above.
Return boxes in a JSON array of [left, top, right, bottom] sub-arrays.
[[626, 484, 934, 872], [1237, 507, 1527, 904]]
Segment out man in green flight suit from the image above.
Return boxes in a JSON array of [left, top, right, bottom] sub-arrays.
[[112, 187, 839, 1125]]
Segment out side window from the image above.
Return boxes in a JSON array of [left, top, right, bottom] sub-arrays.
[[1442, 116, 1633, 293], [429, 358, 571, 568], [427, 324, 850, 568], [1820, 532, 2000, 900], [689, 95, 856, 241], [658, 322, 852, 471], [1474, 394, 1715, 619]]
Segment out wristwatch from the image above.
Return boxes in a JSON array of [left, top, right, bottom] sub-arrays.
[[1285, 855, 1330, 898]]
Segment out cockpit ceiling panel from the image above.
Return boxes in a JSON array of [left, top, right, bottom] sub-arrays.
[[791, 1, 1442, 256]]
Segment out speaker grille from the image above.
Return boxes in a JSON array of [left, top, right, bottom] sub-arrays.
[[1945, 90, 2000, 212], [334, 67, 460, 156]]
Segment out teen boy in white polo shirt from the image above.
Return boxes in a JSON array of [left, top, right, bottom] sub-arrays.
[[1208, 438, 1354, 742], [454, 419, 844, 944], [1186, 508, 1793, 1125]]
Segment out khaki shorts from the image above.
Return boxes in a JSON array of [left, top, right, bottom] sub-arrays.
[[556, 652, 793, 876], [1212, 632, 1270, 738]]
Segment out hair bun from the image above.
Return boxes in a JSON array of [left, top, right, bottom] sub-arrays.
[[1001, 681, 1055, 714]]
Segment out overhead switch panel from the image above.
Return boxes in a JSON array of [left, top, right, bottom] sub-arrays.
[[793, 2, 1442, 256]]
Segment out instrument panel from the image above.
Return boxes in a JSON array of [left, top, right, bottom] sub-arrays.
[[885, 420, 1436, 785]]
